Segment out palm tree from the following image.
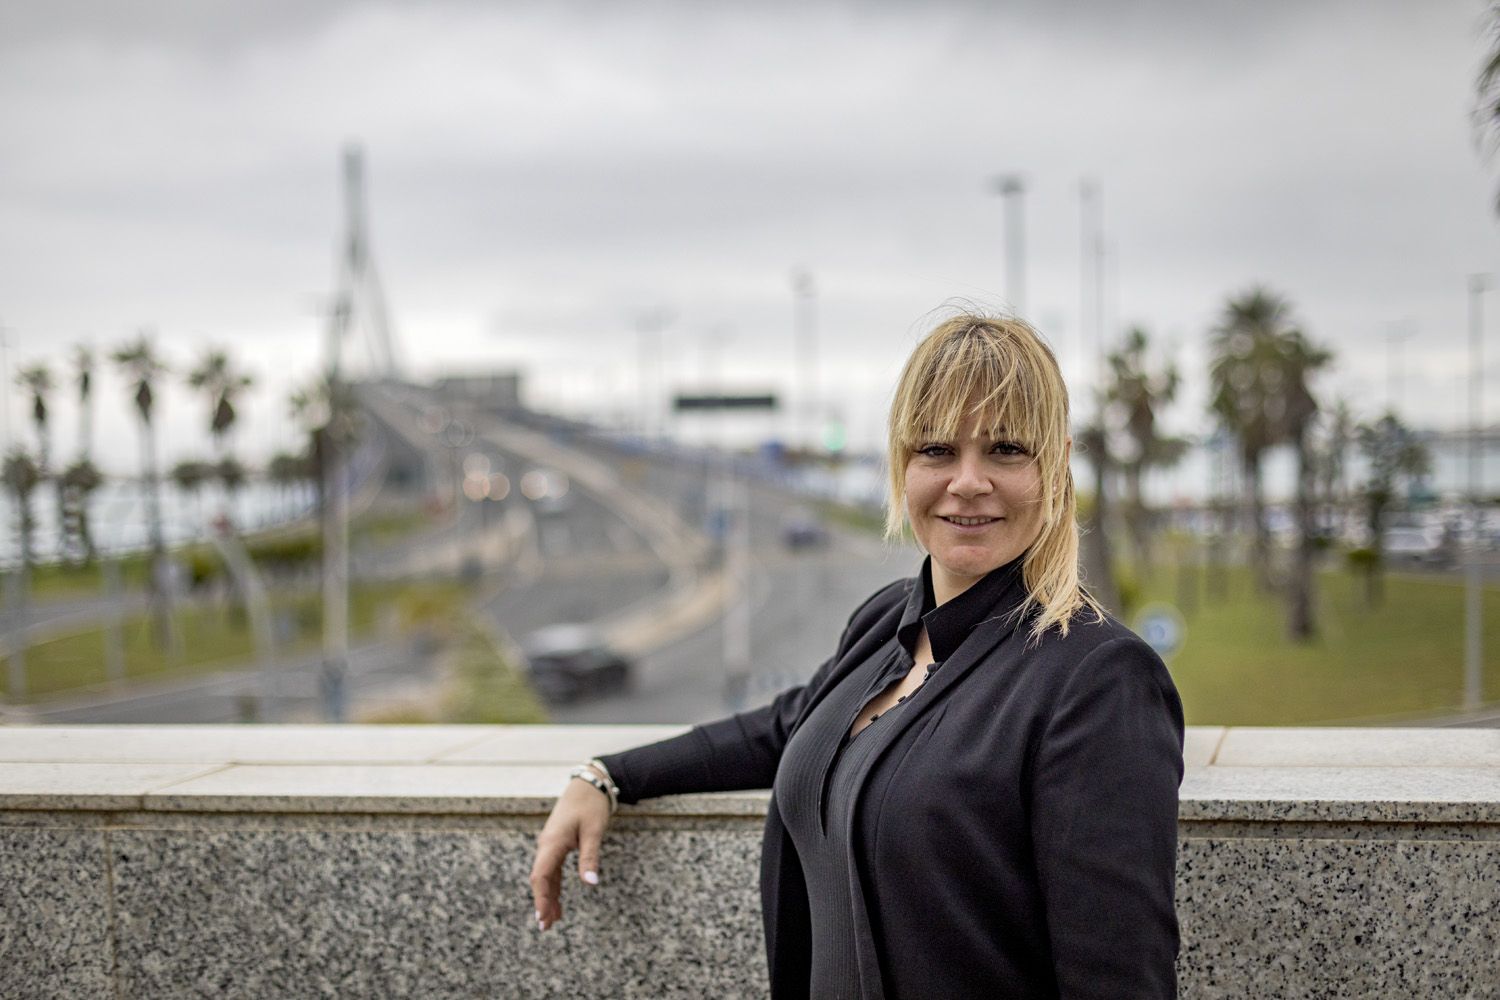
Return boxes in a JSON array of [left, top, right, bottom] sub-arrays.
[[1316, 398, 1356, 539], [16, 364, 53, 471], [59, 460, 103, 564], [1275, 328, 1333, 641], [1208, 288, 1295, 591], [2, 449, 41, 570], [1103, 327, 1187, 581], [268, 450, 315, 517], [1474, 7, 1500, 213], [59, 345, 103, 564], [15, 364, 59, 560], [112, 333, 173, 647], [1356, 412, 1431, 607], [186, 349, 254, 525], [170, 459, 214, 526], [72, 346, 95, 461]]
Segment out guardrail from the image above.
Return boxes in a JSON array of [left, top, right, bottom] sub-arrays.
[[3, 724, 1497, 998]]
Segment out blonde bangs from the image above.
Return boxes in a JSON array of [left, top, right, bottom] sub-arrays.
[[884, 312, 1103, 641], [891, 332, 1051, 457]]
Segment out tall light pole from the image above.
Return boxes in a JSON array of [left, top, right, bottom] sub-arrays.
[[0, 323, 11, 453], [993, 175, 1026, 317], [791, 267, 817, 451], [1076, 176, 1119, 612], [1466, 274, 1490, 713], [1078, 179, 1107, 411], [1384, 320, 1414, 416], [633, 306, 672, 441]]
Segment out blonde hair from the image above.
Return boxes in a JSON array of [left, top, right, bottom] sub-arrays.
[[884, 312, 1103, 640]]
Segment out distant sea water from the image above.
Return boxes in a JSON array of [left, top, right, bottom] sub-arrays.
[[0, 479, 316, 570]]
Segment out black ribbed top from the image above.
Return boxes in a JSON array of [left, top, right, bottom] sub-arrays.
[[774, 641, 932, 998], [770, 557, 1018, 998]]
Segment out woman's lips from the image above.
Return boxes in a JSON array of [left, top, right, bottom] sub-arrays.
[[939, 515, 1003, 528]]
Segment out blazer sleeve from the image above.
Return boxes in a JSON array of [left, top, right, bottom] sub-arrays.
[[599, 579, 906, 804], [1029, 634, 1185, 1000]]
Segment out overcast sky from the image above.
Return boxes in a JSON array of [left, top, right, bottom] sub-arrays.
[[2, 0, 1498, 471]]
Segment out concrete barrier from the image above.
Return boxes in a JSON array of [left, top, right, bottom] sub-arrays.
[[2, 724, 1497, 998]]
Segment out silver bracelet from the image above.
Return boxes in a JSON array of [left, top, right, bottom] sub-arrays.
[[588, 758, 620, 811], [587, 758, 618, 794], [569, 764, 618, 814]]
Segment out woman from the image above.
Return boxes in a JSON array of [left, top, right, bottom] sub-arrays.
[[530, 313, 1185, 1000]]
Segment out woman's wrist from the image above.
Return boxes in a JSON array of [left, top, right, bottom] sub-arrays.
[[585, 757, 615, 787], [568, 759, 619, 813]]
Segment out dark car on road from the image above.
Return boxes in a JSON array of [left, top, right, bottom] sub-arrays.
[[520, 625, 632, 703], [781, 511, 830, 550]]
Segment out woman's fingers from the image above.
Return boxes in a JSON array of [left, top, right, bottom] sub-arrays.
[[530, 781, 613, 931], [529, 834, 569, 931], [576, 815, 604, 886]]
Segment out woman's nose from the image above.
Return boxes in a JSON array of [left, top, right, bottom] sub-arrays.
[[947, 453, 993, 497]]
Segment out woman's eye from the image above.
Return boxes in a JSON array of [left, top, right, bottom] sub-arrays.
[[917, 444, 951, 457], [992, 441, 1028, 456]]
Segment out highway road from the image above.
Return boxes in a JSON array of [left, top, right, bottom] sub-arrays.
[[465, 412, 920, 725], [543, 495, 917, 725]]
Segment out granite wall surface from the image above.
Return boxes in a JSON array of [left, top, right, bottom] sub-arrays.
[[2, 724, 1498, 999]]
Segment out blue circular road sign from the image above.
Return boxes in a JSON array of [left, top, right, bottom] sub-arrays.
[[1134, 603, 1186, 660]]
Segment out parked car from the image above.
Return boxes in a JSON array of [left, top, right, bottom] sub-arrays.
[[1383, 525, 1447, 566], [520, 625, 631, 703]]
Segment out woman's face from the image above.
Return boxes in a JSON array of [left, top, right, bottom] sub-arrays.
[[904, 410, 1054, 602]]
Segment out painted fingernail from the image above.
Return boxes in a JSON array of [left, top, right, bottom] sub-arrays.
[[535, 910, 542, 924], [583, 870, 599, 885], [537, 917, 546, 932]]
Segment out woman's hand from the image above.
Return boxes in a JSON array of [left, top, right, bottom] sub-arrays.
[[529, 772, 612, 931]]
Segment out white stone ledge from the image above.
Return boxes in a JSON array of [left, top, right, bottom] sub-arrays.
[[1, 724, 1498, 824], [4, 724, 1498, 999]]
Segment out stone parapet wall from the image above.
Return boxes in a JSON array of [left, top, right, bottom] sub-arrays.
[[2, 724, 1498, 998]]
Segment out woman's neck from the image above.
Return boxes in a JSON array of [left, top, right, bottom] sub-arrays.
[[930, 564, 983, 607]]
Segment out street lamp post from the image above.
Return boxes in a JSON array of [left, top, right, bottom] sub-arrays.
[[992, 175, 1026, 317], [633, 307, 672, 441], [1078, 179, 1107, 410], [1466, 274, 1490, 713], [1384, 320, 1415, 417], [791, 268, 817, 452]]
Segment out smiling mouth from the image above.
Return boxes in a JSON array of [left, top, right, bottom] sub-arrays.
[[940, 515, 1001, 526]]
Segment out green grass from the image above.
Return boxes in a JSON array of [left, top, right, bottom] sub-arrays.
[[353, 508, 436, 545], [0, 581, 468, 703], [26, 556, 152, 599], [1135, 564, 1500, 726], [16, 505, 433, 602]]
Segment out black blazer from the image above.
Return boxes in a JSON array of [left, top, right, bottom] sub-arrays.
[[602, 568, 1184, 1000]]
